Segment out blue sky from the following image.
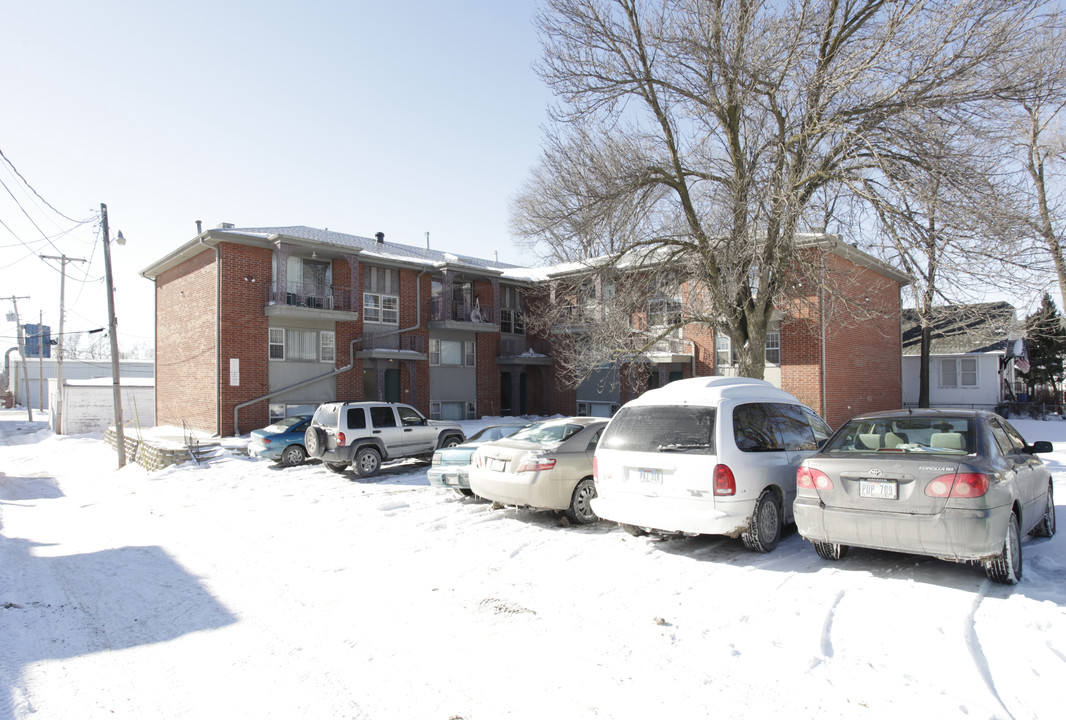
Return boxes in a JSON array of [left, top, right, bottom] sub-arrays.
[[1, 1, 551, 354]]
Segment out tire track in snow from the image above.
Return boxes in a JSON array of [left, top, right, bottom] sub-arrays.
[[820, 590, 845, 660], [965, 583, 1015, 720]]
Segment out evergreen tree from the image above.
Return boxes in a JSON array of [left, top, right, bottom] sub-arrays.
[[1022, 292, 1066, 400]]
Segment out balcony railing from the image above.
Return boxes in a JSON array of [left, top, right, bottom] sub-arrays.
[[269, 282, 354, 312], [430, 297, 494, 324], [360, 333, 425, 353]]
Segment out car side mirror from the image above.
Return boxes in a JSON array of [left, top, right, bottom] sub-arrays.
[[1028, 440, 1054, 454]]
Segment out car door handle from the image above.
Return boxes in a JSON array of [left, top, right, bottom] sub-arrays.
[[373, 430, 381, 434], [403, 428, 413, 432]]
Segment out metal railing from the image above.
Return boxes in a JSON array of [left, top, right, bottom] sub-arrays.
[[430, 297, 494, 323], [499, 337, 551, 357], [268, 282, 354, 312], [361, 333, 425, 353]]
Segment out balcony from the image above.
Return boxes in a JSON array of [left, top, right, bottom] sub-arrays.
[[266, 282, 356, 318], [429, 298, 496, 332]]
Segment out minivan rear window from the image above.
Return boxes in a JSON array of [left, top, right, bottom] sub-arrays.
[[600, 406, 716, 454]]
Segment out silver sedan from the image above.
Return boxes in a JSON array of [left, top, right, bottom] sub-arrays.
[[794, 409, 1056, 584]]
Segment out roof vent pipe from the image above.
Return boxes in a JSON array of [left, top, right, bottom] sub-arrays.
[[196, 220, 202, 234], [375, 232, 385, 244]]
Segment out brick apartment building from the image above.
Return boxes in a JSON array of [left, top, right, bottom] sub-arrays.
[[141, 225, 909, 436]]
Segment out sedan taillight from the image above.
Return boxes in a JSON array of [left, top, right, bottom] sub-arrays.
[[431, 452, 442, 466], [713, 464, 736, 496], [925, 472, 990, 498], [797, 466, 834, 491], [517, 457, 557, 473]]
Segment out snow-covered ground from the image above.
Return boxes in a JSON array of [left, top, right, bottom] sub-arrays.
[[1, 409, 1064, 720]]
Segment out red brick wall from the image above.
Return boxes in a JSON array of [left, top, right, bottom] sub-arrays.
[[333, 257, 363, 402], [218, 244, 272, 436], [155, 249, 218, 434]]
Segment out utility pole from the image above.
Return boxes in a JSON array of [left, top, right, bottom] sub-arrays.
[[41, 253, 87, 434], [38, 310, 43, 412], [3, 295, 33, 421], [100, 203, 126, 468]]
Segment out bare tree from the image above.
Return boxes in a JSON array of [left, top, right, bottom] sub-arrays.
[[514, 0, 1056, 385]]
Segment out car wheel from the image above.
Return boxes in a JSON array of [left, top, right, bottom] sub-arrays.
[[621, 523, 647, 537], [304, 426, 327, 457], [324, 462, 349, 474], [565, 477, 599, 525], [354, 447, 382, 478], [813, 541, 849, 560], [984, 510, 1023, 584], [279, 445, 306, 467], [455, 488, 475, 497], [441, 435, 463, 448], [1033, 483, 1056, 538], [742, 489, 783, 553]]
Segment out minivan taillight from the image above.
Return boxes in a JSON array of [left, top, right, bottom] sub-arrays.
[[713, 464, 736, 496], [337, 432, 346, 447]]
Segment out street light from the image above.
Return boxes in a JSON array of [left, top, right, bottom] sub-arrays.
[[100, 203, 126, 468]]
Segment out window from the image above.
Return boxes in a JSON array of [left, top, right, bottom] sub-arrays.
[[940, 357, 978, 388], [269, 328, 285, 360], [765, 332, 780, 365], [649, 298, 683, 327], [501, 308, 525, 334], [269, 327, 333, 363], [286, 329, 318, 361], [429, 339, 475, 367], [716, 335, 737, 366], [320, 331, 335, 363], [431, 401, 469, 421], [363, 293, 399, 324], [369, 406, 396, 428], [364, 266, 400, 324]]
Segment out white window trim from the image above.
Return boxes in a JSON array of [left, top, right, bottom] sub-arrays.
[[765, 331, 781, 366], [363, 292, 399, 325], [320, 331, 335, 363], [940, 357, 978, 388], [269, 328, 285, 361]]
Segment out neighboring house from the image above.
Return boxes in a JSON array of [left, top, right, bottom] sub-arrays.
[[4, 358, 154, 412], [142, 226, 909, 436], [901, 303, 1021, 409]]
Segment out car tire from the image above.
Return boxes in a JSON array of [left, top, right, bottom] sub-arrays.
[[354, 447, 382, 478], [1033, 483, 1056, 538], [565, 477, 599, 525], [621, 523, 647, 537], [304, 426, 327, 458], [455, 488, 475, 497], [324, 462, 348, 474], [742, 488, 782, 553], [440, 435, 463, 449], [280, 445, 306, 467], [813, 541, 849, 560], [984, 510, 1023, 584]]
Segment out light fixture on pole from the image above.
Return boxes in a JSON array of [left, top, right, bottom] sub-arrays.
[[100, 203, 126, 468]]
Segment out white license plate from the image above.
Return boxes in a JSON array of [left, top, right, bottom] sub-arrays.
[[638, 468, 663, 484], [860, 479, 897, 499], [490, 458, 507, 472]]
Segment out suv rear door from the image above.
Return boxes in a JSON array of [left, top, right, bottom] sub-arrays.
[[368, 405, 406, 458]]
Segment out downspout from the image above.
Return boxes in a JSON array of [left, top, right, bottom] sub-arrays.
[[820, 262, 827, 422], [232, 268, 428, 435]]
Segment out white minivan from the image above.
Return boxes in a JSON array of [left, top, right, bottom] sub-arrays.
[[591, 377, 831, 552]]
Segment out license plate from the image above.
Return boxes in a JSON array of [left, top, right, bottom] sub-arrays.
[[637, 468, 663, 484], [490, 458, 507, 472], [860, 479, 897, 499]]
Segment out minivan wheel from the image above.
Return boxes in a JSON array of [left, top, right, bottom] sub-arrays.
[[984, 510, 1023, 584], [742, 489, 783, 553], [1033, 483, 1056, 538], [354, 447, 382, 478], [565, 478, 599, 525], [813, 541, 849, 560]]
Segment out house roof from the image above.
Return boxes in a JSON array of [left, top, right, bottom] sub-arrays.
[[901, 302, 1019, 356]]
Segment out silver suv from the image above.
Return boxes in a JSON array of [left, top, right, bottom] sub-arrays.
[[304, 402, 465, 478]]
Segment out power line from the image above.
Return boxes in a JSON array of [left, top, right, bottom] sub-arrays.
[[0, 147, 84, 223]]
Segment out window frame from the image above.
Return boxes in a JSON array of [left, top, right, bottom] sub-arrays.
[[940, 357, 978, 388], [269, 327, 285, 361]]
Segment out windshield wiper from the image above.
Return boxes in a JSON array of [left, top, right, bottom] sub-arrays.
[[657, 443, 711, 452]]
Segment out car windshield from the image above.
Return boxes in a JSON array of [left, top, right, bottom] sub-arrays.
[[468, 425, 526, 443], [600, 405, 716, 454], [825, 415, 975, 454], [509, 420, 585, 444]]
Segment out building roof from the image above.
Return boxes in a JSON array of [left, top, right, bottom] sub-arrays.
[[901, 302, 1018, 356]]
